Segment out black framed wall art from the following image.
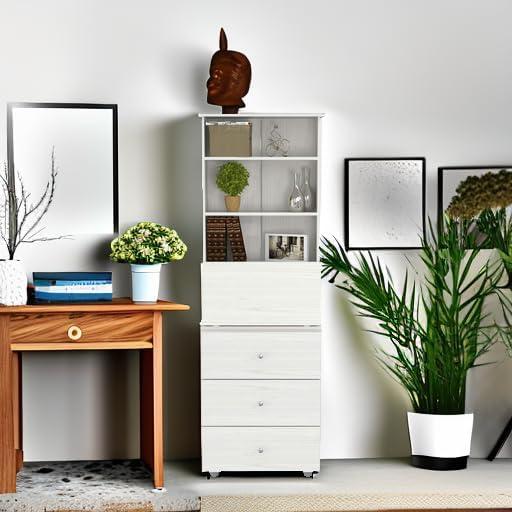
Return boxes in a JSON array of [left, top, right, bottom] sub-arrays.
[[7, 102, 119, 237], [344, 157, 426, 250], [438, 165, 512, 224]]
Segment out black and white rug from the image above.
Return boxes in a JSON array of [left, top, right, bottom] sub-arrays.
[[0, 460, 199, 512]]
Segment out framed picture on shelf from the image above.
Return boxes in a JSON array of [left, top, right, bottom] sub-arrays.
[[438, 165, 512, 224], [265, 234, 308, 262], [345, 157, 425, 250]]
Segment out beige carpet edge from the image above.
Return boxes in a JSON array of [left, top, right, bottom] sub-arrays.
[[200, 492, 512, 512]]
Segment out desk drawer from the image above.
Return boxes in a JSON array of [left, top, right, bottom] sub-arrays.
[[201, 380, 320, 426], [201, 426, 320, 472], [10, 312, 153, 343], [201, 327, 320, 379]]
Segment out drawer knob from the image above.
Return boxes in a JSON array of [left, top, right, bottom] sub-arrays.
[[258, 401, 264, 407], [67, 325, 82, 341], [257, 353, 264, 359], [257, 447, 264, 454]]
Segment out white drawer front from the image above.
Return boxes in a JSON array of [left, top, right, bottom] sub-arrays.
[[202, 426, 320, 472], [201, 380, 320, 426], [201, 262, 321, 325], [201, 327, 320, 379]]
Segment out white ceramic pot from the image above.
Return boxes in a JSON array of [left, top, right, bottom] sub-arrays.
[[407, 412, 473, 470], [130, 263, 162, 303], [0, 260, 27, 306]]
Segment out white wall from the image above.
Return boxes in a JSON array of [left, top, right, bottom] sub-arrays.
[[1, 0, 512, 461]]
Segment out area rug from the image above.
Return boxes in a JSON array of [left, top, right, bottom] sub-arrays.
[[200, 493, 512, 512], [0, 460, 199, 512]]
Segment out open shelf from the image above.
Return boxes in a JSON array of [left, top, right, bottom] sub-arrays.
[[205, 212, 318, 217], [201, 114, 322, 262], [204, 156, 319, 161]]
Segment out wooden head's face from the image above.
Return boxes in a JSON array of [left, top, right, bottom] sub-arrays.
[[207, 50, 251, 108]]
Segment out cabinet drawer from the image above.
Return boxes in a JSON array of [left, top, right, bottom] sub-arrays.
[[10, 312, 154, 343], [201, 327, 320, 379], [201, 380, 320, 426], [201, 427, 320, 472], [201, 262, 321, 325]]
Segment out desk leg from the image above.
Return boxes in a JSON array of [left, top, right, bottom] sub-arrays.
[[0, 316, 16, 493], [140, 312, 164, 489], [12, 352, 23, 472]]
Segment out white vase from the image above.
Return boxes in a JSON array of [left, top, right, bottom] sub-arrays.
[[407, 412, 473, 470], [130, 263, 162, 303], [0, 260, 27, 306]]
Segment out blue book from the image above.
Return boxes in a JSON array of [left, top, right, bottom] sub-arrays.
[[34, 292, 112, 303], [33, 272, 112, 283]]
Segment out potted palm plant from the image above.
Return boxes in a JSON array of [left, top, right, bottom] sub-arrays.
[[216, 161, 249, 212], [321, 218, 502, 470], [110, 222, 187, 303]]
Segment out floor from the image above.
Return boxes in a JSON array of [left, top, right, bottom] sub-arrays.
[[2, 458, 512, 511]]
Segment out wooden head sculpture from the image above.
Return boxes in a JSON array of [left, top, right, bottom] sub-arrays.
[[207, 28, 252, 114]]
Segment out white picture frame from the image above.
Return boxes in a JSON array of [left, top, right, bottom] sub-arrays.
[[345, 158, 425, 250], [265, 233, 308, 262]]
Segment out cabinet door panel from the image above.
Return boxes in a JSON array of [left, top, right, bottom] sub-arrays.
[[201, 262, 321, 325]]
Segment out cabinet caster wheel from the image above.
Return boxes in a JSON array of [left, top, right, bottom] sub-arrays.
[[208, 472, 220, 479], [303, 471, 318, 478]]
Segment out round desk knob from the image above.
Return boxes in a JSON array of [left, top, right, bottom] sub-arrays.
[[257, 353, 264, 359], [258, 401, 264, 407], [257, 447, 264, 454], [67, 325, 82, 341]]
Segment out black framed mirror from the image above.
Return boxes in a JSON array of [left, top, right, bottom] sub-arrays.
[[7, 102, 119, 237]]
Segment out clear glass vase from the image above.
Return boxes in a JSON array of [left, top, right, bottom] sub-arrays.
[[288, 169, 305, 212], [302, 166, 313, 212]]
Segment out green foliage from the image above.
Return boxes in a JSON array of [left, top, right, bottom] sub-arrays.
[[446, 170, 512, 219], [321, 218, 502, 414], [216, 162, 249, 196], [445, 170, 512, 287], [110, 221, 187, 264]]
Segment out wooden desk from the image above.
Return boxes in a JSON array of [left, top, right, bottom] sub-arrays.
[[0, 298, 190, 493]]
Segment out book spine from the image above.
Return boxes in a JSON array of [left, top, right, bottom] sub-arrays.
[[34, 280, 112, 287], [35, 284, 112, 294], [34, 293, 112, 303]]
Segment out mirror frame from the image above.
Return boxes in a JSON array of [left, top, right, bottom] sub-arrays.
[[6, 102, 119, 233]]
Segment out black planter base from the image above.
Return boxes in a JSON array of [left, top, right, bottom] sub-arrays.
[[411, 455, 468, 471]]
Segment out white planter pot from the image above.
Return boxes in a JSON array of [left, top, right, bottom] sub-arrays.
[[407, 412, 473, 470], [130, 264, 162, 303], [0, 260, 27, 306]]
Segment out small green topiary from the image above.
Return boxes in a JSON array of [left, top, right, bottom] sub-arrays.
[[216, 161, 250, 196]]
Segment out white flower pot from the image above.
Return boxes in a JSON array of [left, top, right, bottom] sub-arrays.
[[0, 260, 27, 306], [407, 412, 473, 470], [130, 264, 162, 303]]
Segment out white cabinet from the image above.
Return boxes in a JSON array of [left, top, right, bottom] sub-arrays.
[[199, 113, 323, 477]]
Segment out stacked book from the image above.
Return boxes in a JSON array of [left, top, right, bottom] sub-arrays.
[[206, 217, 228, 261], [32, 272, 113, 303], [226, 216, 247, 261]]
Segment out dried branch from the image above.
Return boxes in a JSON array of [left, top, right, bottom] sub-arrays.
[[0, 148, 69, 259]]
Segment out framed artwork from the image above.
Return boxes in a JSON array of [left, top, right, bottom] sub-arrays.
[[7, 102, 119, 237], [438, 166, 512, 224], [345, 158, 426, 250], [265, 233, 308, 261]]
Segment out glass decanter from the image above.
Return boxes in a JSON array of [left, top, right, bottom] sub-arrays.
[[302, 166, 313, 212], [288, 169, 305, 212]]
